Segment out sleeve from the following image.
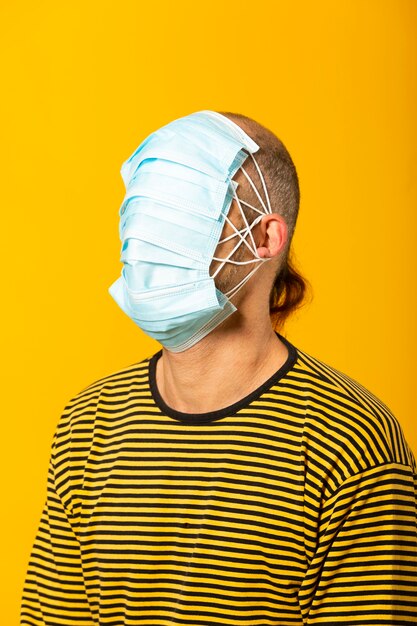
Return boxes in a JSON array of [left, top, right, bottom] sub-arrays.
[[298, 461, 417, 625], [20, 441, 95, 626]]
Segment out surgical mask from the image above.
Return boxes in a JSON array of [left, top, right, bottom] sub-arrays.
[[108, 109, 274, 352]]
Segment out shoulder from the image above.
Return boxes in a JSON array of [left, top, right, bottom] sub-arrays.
[[294, 343, 393, 418], [49, 352, 156, 510], [62, 353, 152, 415], [288, 341, 416, 494], [52, 352, 154, 455]]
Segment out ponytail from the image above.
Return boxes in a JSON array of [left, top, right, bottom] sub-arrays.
[[269, 248, 312, 332]]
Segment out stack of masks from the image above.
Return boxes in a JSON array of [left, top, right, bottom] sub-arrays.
[[108, 110, 273, 352]]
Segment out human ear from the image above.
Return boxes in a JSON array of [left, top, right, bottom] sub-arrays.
[[256, 214, 287, 259]]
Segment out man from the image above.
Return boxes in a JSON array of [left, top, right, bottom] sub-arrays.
[[21, 110, 417, 625]]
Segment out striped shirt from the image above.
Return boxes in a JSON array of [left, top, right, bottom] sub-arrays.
[[21, 331, 417, 625]]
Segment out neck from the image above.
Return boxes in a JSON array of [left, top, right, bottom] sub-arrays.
[[155, 314, 288, 415]]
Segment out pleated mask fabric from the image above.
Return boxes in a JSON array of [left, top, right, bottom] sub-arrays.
[[108, 109, 274, 352]]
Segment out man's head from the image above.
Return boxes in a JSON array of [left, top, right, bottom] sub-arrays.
[[209, 111, 306, 327], [110, 109, 308, 352]]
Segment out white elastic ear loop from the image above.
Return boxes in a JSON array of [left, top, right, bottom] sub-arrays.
[[211, 152, 272, 276], [239, 166, 270, 216], [248, 151, 273, 214], [230, 182, 260, 257], [217, 150, 273, 250], [211, 201, 270, 301], [238, 152, 272, 217], [211, 188, 265, 280], [210, 151, 274, 299], [224, 254, 272, 300]]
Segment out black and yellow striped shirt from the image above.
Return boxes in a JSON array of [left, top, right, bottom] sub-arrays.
[[21, 332, 417, 625]]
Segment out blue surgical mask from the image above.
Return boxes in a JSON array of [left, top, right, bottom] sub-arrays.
[[108, 109, 274, 352]]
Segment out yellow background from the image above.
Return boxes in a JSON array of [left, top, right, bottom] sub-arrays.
[[1, 0, 416, 621]]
